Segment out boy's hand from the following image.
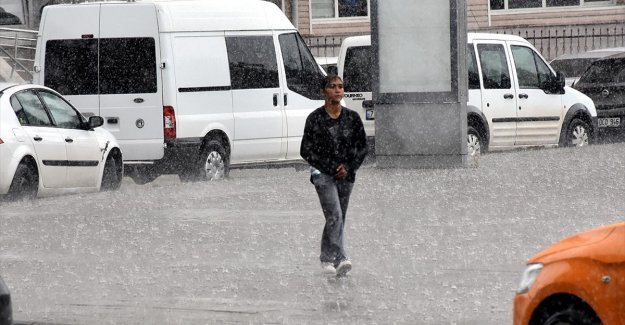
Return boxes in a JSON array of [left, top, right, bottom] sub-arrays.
[[335, 164, 348, 179]]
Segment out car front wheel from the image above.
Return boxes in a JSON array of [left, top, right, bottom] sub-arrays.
[[101, 153, 123, 191], [6, 162, 38, 200], [530, 297, 601, 325], [562, 118, 590, 147], [467, 126, 483, 157]]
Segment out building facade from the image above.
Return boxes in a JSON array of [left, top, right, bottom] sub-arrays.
[[286, 0, 625, 59]]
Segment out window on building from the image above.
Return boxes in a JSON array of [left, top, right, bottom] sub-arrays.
[[0, 0, 24, 25], [311, 0, 368, 19], [491, 0, 612, 10]]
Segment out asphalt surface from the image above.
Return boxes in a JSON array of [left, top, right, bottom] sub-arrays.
[[1, 142, 625, 324]]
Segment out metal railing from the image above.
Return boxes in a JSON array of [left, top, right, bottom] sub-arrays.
[[0, 27, 38, 83], [504, 26, 625, 61], [304, 25, 625, 61]]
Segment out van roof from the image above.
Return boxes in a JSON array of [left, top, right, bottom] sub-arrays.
[[56, 0, 295, 32], [466, 33, 527, 43], [341, 33, 530, 47]]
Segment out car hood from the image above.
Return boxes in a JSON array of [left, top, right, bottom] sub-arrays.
[[528, 222, 625, 265]]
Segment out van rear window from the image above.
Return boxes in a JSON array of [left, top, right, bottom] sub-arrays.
[[343, 46, 372, 93], [44, 37, 157, 95], [45, 39, 98, 95]]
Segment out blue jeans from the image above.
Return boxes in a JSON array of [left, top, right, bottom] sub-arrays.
[[312, 173, 354, 265]]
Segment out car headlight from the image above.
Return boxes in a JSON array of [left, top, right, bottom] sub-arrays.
[[517, 263, 543, 294]]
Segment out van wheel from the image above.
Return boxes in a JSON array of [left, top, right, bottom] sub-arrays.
[[179, 140, 229, 182], [128, 165, 159, 185], [6, 162, 38, 200], [467, 126, 483, 157], [561, 118, 590, 147], [101, 154, 123, 191]]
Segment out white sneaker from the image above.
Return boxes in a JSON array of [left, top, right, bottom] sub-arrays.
[[321, 262, 336, 275], [336, 259, 352, 276]]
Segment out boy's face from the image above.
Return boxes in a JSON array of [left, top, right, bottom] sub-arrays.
[[323, 79, 344, 104]]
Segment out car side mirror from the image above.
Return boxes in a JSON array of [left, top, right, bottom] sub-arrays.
[[88, 116, 104, 129], [545, 71, 565, 94], [326, 65, 338, 76], [556, 71, 565, 89]]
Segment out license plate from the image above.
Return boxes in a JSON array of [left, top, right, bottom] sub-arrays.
[[598, 117, 621, 128], [366, 109, 375, 120]]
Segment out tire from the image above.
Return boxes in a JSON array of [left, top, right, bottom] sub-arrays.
[[6, 162, 38, 201], [128, 165, 159, 185], [467, 126, 483, 157], [561, 118, 590, 147], [179, 139, 229, 182], [530, 296, 601, 325], [100, 153, 122, 191]]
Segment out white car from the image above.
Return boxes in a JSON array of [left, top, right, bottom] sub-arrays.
[[0, 83, 123, 200]]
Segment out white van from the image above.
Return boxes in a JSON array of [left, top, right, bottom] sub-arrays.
[[33, 0, 326, 183], [337, 33, 598, 156]]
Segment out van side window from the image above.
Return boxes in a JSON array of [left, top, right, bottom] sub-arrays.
[[226, 36, 279, 89], [467, 44, 480, 90], [511, 45, 552, 90], [278, 32, 324, 100], [44, 39, 98, 95], [100, 38, 157, 94], [477, 44, 511, 89], [343, 46, 372, 93]]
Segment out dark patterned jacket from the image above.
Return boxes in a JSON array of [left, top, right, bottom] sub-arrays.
[[300, 106, 368, 183]]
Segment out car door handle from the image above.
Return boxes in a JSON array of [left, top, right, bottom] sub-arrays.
[[65, 137, 74, 143], [284, 93, 288, 106], [107, 118, 118, 124], [33, 136, 42, 141], [519, 93, 529, 99], [273, 93, 278, 107], [503, 93, 514, 99]]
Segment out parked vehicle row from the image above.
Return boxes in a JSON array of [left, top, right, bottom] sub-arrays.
[[33, 0, 326, 185], [337, 33, 598, 157]]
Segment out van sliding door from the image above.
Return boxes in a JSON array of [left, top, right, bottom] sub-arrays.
[[226, 33, 284, 162]]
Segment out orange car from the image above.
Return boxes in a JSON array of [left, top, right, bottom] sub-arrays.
[[513, 222, 625, 325]]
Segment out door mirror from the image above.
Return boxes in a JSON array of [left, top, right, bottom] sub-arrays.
[[326, 65, 338, 76], [545, 71, 566, 94], [88, 116, 104, 129]]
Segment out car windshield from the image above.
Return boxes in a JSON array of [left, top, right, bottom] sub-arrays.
[[550, 58, 597, 79], [578, 58, 625, 84]]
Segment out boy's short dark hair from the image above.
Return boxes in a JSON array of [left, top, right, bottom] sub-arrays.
[[319, 75, 342, 91]]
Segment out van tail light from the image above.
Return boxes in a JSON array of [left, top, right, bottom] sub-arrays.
[[0, 138, 3, 144], [163, 106, 176, 140]]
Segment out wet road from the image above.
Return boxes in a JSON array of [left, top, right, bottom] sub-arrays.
[[1, 142, 624, 324]]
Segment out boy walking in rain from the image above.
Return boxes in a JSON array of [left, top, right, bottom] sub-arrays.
[[300, 75, 368, 276]]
